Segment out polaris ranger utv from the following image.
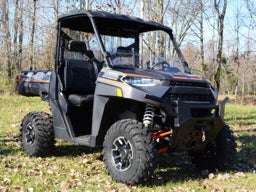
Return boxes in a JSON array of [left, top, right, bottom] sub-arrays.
[[20, 10, 236, 185]]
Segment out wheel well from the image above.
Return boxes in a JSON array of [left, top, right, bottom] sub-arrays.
[[96, 98, 145, 146]]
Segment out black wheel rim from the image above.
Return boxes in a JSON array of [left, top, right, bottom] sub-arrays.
[[25, 123, 35, 145], [111, 136, 133, 172]]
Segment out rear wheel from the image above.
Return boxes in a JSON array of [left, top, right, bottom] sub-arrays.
[[190, 125, 236, 171], [103, 119, 156, 185], [20, 112, 55, 156]]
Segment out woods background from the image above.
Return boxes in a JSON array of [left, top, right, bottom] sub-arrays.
[[0, 0, 256, 96]]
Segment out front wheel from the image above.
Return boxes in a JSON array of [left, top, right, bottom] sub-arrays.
[[190, 125, 237, 171], [20, 112, 55, 156], [103, 119, 156, 185]]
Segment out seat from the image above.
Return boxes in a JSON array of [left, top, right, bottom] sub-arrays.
[[63, 40, 97, 107], [64, 59, 96, 107]]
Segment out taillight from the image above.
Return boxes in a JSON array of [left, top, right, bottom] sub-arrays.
[[18, 75, 22, 83]]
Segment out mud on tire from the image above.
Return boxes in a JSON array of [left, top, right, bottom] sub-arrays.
[[190, 125, 237, 171], [20, 111, 55, 156], [103, 119, 156, 185]]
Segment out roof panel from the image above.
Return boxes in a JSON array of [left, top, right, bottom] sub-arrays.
[[58, 10, 172, 36]]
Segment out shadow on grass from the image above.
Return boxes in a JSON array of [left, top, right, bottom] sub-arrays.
[[51, 144, 203, 186], [143, 153, 202, 186], [1, 127, 256, 186], [0, 147, 21, 155], [0, 133, 21, 155], [232, 127, 256, 171], [143, 127, 256, 186], [0, 133, 101, 157], [226, 116, 256, 124], [53, 144, 101, 157]]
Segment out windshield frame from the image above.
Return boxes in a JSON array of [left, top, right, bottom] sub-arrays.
[[57, 10, 190, 73]]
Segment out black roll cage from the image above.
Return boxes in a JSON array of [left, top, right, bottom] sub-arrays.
[[56, 10, 189, 72]]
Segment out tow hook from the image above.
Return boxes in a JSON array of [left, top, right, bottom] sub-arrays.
[[201, 127, 206, 142]]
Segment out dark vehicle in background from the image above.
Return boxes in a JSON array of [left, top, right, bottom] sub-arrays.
[[17, 70, 51, 100]]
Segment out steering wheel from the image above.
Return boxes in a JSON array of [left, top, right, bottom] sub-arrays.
[[151, 61, 181, 73], [151, 61, 171, 71]]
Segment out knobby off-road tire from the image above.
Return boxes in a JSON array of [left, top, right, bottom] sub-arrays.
[[20, 111, 55, 156], [190, 125, 236, 171], [103, 119, 156, 185]]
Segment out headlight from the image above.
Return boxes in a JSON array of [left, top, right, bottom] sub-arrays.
[[122, 77, 162, 87]]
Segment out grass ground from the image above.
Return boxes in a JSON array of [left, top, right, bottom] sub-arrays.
[[0, 95, 256, 191]]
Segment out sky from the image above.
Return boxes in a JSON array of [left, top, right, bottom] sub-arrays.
[[221, 0, 256, 53], [2, 0, 255, 54]]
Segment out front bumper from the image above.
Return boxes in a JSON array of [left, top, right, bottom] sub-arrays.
[[164, 97, 229, 152]]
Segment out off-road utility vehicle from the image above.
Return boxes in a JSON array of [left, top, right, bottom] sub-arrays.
[[17, 69, 51, 100], [20, 10, 236, 185]]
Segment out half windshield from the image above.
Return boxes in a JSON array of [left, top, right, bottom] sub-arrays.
[[100, 30, 186, 73]]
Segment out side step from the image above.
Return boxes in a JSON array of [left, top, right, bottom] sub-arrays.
[[72, 135, 94, 146]]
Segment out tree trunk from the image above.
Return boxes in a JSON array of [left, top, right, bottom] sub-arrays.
[[214, 0, 227, 90], [234, 3, 240, 99], [156, 0, 164, 56], [13, 0, 19, 69], [53, 0, 59, 23], [139, 0, 144, 67], [199, 0, 207, 76], [145, 0, 155, 66], [1, 0, 12, 79], [13, 0, 23, 73], [29, 0, 37, 70], [18, 0, 24, 72]]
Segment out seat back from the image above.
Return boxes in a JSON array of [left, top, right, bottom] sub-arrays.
[[68, 40, 87, 52], [64, 40, 87, 60], [63, 59, 96, 94], [60, 40, 97, 95]]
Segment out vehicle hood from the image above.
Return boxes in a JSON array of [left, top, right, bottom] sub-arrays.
[[115, 68, 209, 84]]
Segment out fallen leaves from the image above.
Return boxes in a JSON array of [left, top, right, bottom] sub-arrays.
[[1, 178, 11, 187], [1, 95, 256, 191], [208, 173, 215, 179], [172, 186, 190, 192], [201, 170, 247, 180], [216, 173, 231, 180], [235, 171, 246, 178], [60, 181, 71, 191]]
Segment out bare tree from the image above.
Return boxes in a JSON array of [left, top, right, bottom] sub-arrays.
[[1, 0, 12, 79], [244, 0, 256, 23], [13, 0, 19, 68], [214, 0, 227, 90], [83, 0, 94, 10], [53, 0, 59, 22], [29, 0, 37, 70], [18, 0, 24, 72], [139, 0, 169, 65], [168, 0, 200, 47], [13, 0, 24, 73], [199, 0, 207, 76], [233, 1, 241, 98]]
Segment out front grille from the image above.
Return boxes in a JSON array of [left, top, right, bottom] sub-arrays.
[[163, 80, 215, 102], [163, 92, 215, 102], [169, 80, 209, 88]]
